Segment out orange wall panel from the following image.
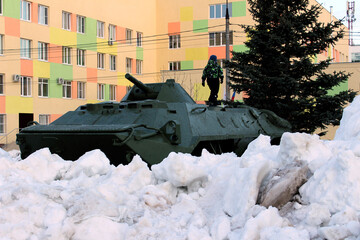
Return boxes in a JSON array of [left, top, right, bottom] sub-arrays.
[[87, 68, 97, 83], [168, 22, 180, 35], [0, 96, 5, 113], [71, 13, 77, 32], [117, 26, 126, 44], [49, 44, 63, 64], [72, 81, 77, 99], [117, 85, 126, 101], [5, 17, 20, 37], [21, 60, 33, 76], [50, 114, 63, 123], [32, 3, 38, 24]]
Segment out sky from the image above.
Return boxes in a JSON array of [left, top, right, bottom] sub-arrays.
[[319, 0, 360, 45]]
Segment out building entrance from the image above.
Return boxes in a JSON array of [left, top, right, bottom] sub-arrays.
[[19, 113, 34, 129]]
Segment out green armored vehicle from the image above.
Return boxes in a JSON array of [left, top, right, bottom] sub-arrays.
[[16, 74, 291, 166]]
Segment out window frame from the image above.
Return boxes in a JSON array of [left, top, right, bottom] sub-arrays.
[[38, 78, 49, 97], [209, 3, 232, 19], [136, 59, 143, 75], [20, 0, 31, 21], [62, 11, 71, 31], [169, 61, 181, 71], [97, 21, 104, 38], [109, 55, 116, 71], [97, 53, 105, 69], [38, 4, 48, 25], [169, 35, 181, 49], [109, 84, 116, 101], [137, 32, 143, 47], [126, 58, 132, 73], [97, 83, 105, 100], [0, 114, 5, 134], [0, 74, 4, 95], [126, 29, 132, 45], [21, 76, 32, 97], [209, 31, 233, 47], [38, 42, 48, 61], [62, 80, 72, 99], [109, 24, 116, 43], [0, 34, 3, 55], [39, 114, 50, 125], [20, 38, 31, 59], [62, 46, 71, 64], [76, 15, 85, 34], [77, 81, 86, 99], [0, 0, 3, 15], [77, 49, 86, 66]]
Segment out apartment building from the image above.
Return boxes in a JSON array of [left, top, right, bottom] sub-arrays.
[[0, 0, 350, 146]]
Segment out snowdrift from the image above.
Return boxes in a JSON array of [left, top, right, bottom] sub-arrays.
[[1, 96, 360, 240]]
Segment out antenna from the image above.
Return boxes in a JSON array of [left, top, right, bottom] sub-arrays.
[[347, 1, 356, 46]]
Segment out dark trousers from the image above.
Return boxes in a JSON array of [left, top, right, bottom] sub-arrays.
[[207, 78, 220, 104]]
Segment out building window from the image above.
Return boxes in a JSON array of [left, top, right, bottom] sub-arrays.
[[20, 0, 31, 21], [77, 15, 85, 34], [210, 3, 232, 19], [126, 29, 132, 45], [62, 11, 71, 30], [62, 80, 71, 98], [137, 32, 143, 47], [109, 24, 116, 44], [0, 74, 4, 94], [209, 31, 233, 46], [0, 114, 5, 134], [169, 61, 181, 71], [0, 0, 3, 15], [38, 5, 48, 25], [38, 78, 48, 97], [62, 46, 71, 64], [77, 82, 85, 99], [136, 60, 143, 74], [126, 58, 132, 73], [38, 42, 48, 61], [20, 38, 31, 59], [97, 83, 105, 100], [169, 35, 180, 49], [109, 55, 116, 71], [109, 85, 116, 101], [97, 53, 105, 69], [0, 35, 3, 55], [77, 49, 85, 66], [97, 21, 104, 38], [21, 76, 31, 96], [39, 114, 50, 125]]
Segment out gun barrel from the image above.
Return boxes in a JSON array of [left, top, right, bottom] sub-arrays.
[[125, 73, 152, 93]]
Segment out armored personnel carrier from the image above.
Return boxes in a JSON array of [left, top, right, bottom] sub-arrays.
[[16, 74, 291, 166]]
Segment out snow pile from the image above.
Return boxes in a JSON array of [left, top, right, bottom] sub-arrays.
[[0, 96, 360, 240]]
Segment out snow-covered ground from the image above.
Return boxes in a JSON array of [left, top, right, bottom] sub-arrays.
[[1, 96, 360, 240]]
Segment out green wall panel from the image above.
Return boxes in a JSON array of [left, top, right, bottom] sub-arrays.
[[136, 47, 143, 60], [193, 20, 208, 33], [4, 0, 20, 19], [50, 63, 73, 98], [105, 84, 109, 101], [327, 81, 348, 96], [77, 18, 97, 51], [233, 45, 248, 53], [233, 1, 246, 17], [181, 61, 193, 70]]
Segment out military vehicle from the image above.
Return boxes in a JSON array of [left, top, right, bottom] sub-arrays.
[[16, 74, 291, 166]]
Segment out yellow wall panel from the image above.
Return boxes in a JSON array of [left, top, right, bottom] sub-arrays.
[[185, 48, 208, 61], [6, 96, 33, 114], [180, 7, 193, 21], [97, 38, 118, 55], [50, 27, 77, 46], [33, 61, 50, 78]]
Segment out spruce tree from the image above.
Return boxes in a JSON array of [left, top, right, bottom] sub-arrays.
[[227, 0, 357, 134]]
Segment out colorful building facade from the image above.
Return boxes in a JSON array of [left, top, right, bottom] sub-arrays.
[[0, 0, 350, 147]]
